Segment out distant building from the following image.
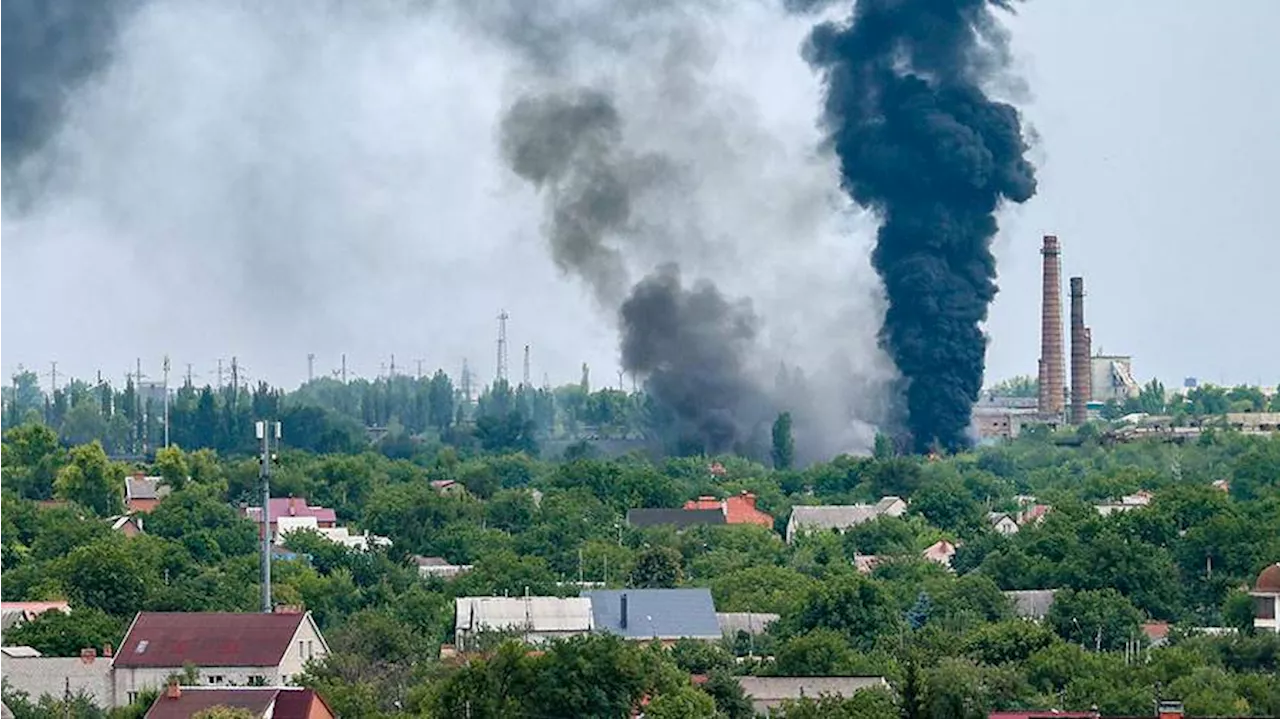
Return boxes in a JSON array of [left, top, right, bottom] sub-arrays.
[[583, 589, 721, 645], [109, 514, 145, 537], [922, 540, 958, 568], [972, 407, 1045, 442], [785, 497, 907, 544], [144, 686, 334, 719], [0, 601, 72, 633], [1251, 563, 1280, 633], [627, 508, 726, 530], [430, 480, 466, 496], [736, 677, 889, 715], [683, 491, 773, 527], [988, 512, 1019, 535], [245, 497, 337, 541], [1090, 355, 1140, 403], [1, 648, 115, 708], [453, 597, 593, 651], [124, 475, 171, 513], [112, 610, 329, 706], [413, 556, 473, 580], [1095, 490, 1153, 517], [1004, 590, 1057, 620], [716, 612, 778, 637]]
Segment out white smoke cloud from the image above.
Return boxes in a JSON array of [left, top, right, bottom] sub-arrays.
[[1, 0, 894, 457]]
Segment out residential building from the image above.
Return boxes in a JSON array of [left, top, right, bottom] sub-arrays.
[[244, 497, 337, 541], [583, 588, 720, 645], [145, 685, 334, 719], [1017, 504, 1051, 526], [1095, 490, 1153, 517], [1004, 590, 1057, 620], [113, 611, 329, 706], [110, 514, 145, 537], [683, 491, 773, 527], [716, 612, 778, 637], [276, 518, 391, 551], [737, 676, 889, 715], [1, 648, 115, 707], [1251, 563, 1280, 633], [853, 554, 882, 575], [430, 480, 466, 496], [413, 556, 474, 580], [785, 497, 906, 544], [988, 512, 1019, 535], [454, 597, 593, 651], [626, 508, 726, 530], [922, 540, 958, 567], [1, 601, 72, 633], [125, 475, 171, 513]]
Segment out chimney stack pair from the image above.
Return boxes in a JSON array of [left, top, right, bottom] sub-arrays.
[[1037, 235, 1091, 424]]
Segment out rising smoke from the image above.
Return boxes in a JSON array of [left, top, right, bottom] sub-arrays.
[[803, 0, 1038, 452]]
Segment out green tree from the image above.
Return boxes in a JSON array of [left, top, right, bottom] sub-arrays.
[[53, 442, 124, 516], [2, 422, 67, 499], [192, 708, 257, 719], [61, 540, 149, 616], [1047, 588, 1142, 652], [3, 607, 125, 657], [773, 412, 795, 470], [630, 546, 683, 588], [153, 445, 190, 491], [775, 689, 900, 719], [781, 575, 903, 651]]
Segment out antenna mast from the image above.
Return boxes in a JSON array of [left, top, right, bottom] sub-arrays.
[[163, 355, 171, 449], [522, 345, 531, 388]]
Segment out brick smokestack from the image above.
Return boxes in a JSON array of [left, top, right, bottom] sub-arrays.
[[1037, 235, 1065, 417], [1069, 276, 1092, 424]]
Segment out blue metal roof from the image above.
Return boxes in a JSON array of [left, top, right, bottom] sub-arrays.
[[583, 588, 720, 640]]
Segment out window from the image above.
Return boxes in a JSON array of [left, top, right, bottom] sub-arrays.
[[206, 675, 225, 685], [135, 640, 149, 654], [127, 692, 138, 704], [248, 675, 266, 686], [307, 640, 314, 659], [299, 640, 305, 658]]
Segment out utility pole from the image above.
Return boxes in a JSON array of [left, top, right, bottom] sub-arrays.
[[307, 353, 315, 383], [257, 420, 281, 613], [496, 310, 510, 383], [217, 359, 224, 388], [185, 363, 194, 387], [389, 354, 396, 378], [163, 355, 171, 448], [415, 358, 424, 380], [341, 353, 347, 384], [49, 361, 58, 395], [230, 356, 239, 407], [617, 369, 624, 391]]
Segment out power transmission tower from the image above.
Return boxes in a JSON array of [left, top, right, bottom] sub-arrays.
[[415, 358, 425, 380], [186, 363, 194, 387], [230, 356, 239, 407], [49, 361, 58, 394], [461, 359, 473, 404], [163, 356, 171, 449], [496, 310, 510, 383], [389, 354, 397, 378], [256, 420, 281, 613], [307, 353, 315, 383], [217, 359, 224, 388], [521, 345, 531, 389]]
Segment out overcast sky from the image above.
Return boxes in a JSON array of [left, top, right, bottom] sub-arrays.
[[2, 0, 1277, 394]]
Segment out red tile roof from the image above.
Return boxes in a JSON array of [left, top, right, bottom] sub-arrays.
[[681, 492, 772, 527], [115, 612, 307, 668], [244, 498, 336, 525], [144, 687, 330, 719]]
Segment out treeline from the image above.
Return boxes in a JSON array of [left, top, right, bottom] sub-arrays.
[[1, 367, 650, 460], [2, 424, 1279, 717]]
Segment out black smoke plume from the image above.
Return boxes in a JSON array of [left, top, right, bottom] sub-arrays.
[[500, 89, 772, 456], [620, 264, 771, 456], [804, 0, 1037, 452], [2, 0, 135, 179]]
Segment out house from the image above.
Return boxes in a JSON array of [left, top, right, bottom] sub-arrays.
[[145, 685, 334, 719], [922, 540, 957, 567], [1142, 621, 1171, 647], [430, 479, 466, 496], [716, 612, 779, 636], [683, 491, 773, 527], [244, 497, 337, 540], [988, 512, 1019, 535], [1017, 504, 1051, 526], [583, 588, 721, 645], [454, 597, 593, 651], [736, 676, 889, 715], [276, 521, 391, 551], [1004, 590, 1057, 620], [785, 497, 906, 544], [1096, 490, 1154, 516], [1, 647, 116, 708], [626, 508, 726, 530], [125, 475, 171, 513], [413, 556, 474, 580], [853, 554, 882, 574], [110, 514, 145, 537], [113, 610, 329, 706], [1250, 563, 1280, 633], [0, 601, 72, 632]]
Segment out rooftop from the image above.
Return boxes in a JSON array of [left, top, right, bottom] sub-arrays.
[[627, 508, 726, 529], [144, 687, 330, 719], [583, 588, 720, 640], [455, 597, 593, 634], [114, 612, 312, 668], [245, 497, 337, 525]]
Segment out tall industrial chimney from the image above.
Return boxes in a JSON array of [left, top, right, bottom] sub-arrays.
[[1069, 276, 1092, 425], [1037, 235, 1065, 417]]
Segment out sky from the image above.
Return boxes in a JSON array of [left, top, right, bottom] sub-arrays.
[[2, 0, 1278, 395]]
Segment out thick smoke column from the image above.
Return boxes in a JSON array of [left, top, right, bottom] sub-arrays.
[[804, 0, 1037, 452], [620, 265, 771, 455], [2, 0, 134, 179]]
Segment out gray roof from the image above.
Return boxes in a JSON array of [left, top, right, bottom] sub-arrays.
[[738, 677, 889, 711], [788, 505, 881, 531], [125, 475, 170, 501], [583, 588, 720, 640], [455, 597, 593, 633], [716, 612, 779, 635], [626, 508, 725, 529], [1004, 589, 1057, 619]]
